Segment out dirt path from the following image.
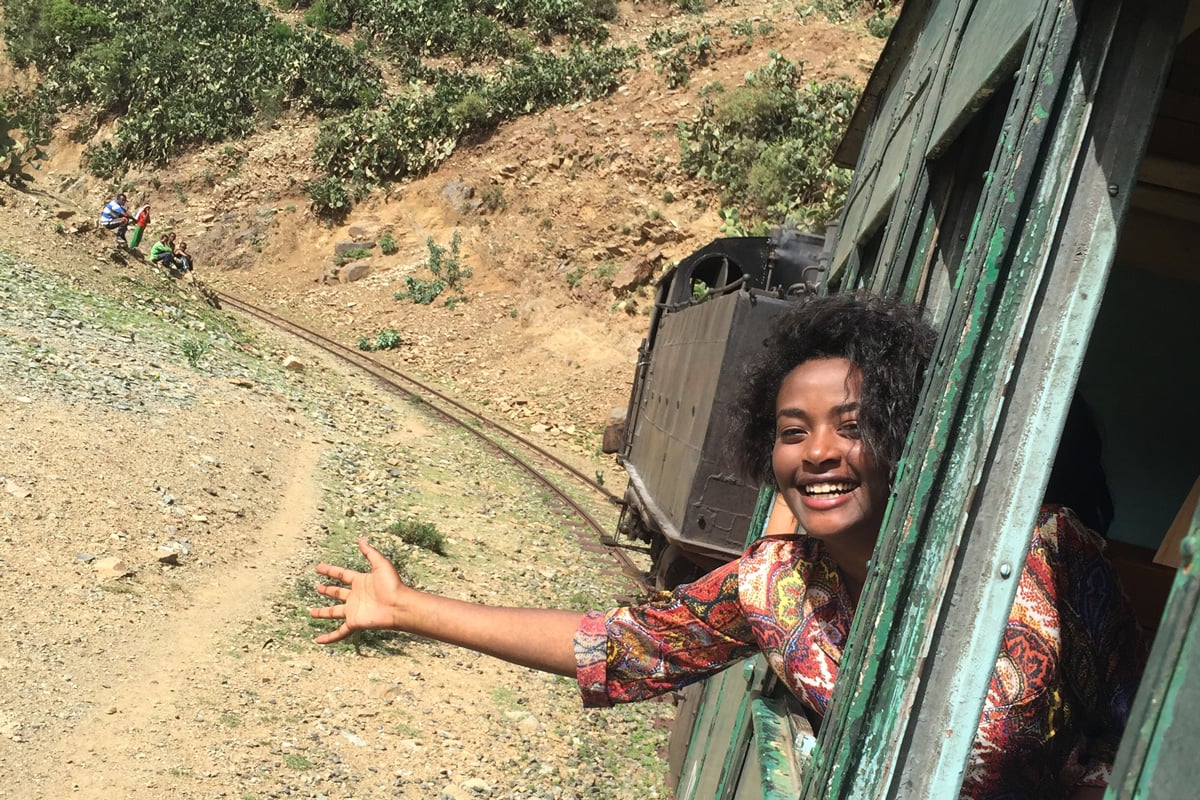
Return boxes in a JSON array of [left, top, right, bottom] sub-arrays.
[[0, 245, 672, 799], [37, 447, 322, 798]]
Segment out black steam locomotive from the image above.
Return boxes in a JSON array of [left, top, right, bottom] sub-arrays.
[[611, 228, 830, 588]]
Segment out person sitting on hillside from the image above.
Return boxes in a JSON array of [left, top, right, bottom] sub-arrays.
[[309, 293, 1146, 799], [149, 234, 177, 271], [174, 239, 194, 274], [98, 193, 132, 247]]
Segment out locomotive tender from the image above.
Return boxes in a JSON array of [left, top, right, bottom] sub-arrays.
[[613, 230, 827, 588]]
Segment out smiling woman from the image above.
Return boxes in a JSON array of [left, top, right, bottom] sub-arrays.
[[311, 293, 1145, 799]]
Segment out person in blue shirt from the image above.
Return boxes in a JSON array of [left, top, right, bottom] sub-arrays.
[[98, 193, 131, 246]]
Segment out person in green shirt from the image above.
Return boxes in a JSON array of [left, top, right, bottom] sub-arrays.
[[149, 234, 176, 271]]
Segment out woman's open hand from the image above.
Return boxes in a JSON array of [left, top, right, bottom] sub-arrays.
[[309, 537, 584, 675], [310, 538, 409, 644]]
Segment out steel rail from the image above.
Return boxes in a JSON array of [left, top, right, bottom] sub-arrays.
[[213, 290, 649, 591]]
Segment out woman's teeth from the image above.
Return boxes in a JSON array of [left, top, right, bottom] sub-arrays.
[[803, 482, 854, 496]]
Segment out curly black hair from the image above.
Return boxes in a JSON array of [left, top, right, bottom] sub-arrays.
[[732, 293, 936, 484]]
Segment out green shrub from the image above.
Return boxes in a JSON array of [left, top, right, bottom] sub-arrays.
[[394, 231, 471, 306], [394, 277, 445, 305], [679, 52, 858, 228], [480, 186, 507, 212], [582, 0, 618, 20], [336, 247, 372, 265], [303, 0, 355, 31], [357, 329, 403, 351], [387, 519, 447, 555], [305, 175, 364, 221], [378, 233, 398, 255], [2, 0, 110, 68], [7, 0, 381, 171], [312, 44, 632, 209], [181, 339, 210, 367], [866, 13, 896, 38], [651, 30, 713, 89], [565, 264, 586, 288], [449, 91, 494, 135], [0, 94, 49, 185], [6, 0, 628, 211], [82, 140, 123, 179], [806, 1, 895, 23]]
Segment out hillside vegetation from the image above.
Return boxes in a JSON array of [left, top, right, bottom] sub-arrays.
[[3, 0, 892, 227], [1, 1, 894, 463]]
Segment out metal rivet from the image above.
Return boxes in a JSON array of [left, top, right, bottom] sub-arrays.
[[999, 563, 1013, 579], [1107, 184, 1119, 197]]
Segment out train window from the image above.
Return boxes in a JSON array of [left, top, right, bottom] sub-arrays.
[[802, 4, 1195, 799], [1074, 19, 1200, 633], [831, 223, 883, 294], [897, 77, 1014, 323]]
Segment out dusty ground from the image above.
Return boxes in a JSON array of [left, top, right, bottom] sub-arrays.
[[0, 3, 884, 798]]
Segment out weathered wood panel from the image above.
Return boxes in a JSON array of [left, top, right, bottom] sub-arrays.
[[1110, 505, 1200, 798], [930, 2, 1038, 151]]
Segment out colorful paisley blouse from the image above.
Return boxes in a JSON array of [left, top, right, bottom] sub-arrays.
[[574, 505, 1146, 798]]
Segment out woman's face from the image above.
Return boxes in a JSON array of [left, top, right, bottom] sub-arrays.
[[772, 358, 890, 551]]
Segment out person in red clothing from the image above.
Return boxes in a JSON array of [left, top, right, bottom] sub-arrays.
[[129, 203, 151, 248], [311, 293, 1143, 799]]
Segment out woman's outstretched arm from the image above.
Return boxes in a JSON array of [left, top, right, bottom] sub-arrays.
[[310, 538, 584, 677]]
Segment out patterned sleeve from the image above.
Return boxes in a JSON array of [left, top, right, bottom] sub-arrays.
[[1045, 506, 1147, 789], [964, 506, 1147, 798], [574, 555, 758, 708]]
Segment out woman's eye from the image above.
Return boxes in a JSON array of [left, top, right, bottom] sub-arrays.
[[840, 421, 861, 438]]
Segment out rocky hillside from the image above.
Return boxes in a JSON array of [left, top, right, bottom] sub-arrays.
[[3, 2, 887, 452]]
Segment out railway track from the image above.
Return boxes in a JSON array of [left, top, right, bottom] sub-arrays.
[[213, 289, 651, 591]]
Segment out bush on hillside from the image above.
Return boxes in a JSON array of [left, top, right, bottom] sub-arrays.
[[807, 0, 895, 23], [679, 52, 859, 229], [2, 0, 624, 186], [313, 44, 632, 203], [0, 95, 49, 186], [2, 0, 109, 68], [3, 0, 382, 176]]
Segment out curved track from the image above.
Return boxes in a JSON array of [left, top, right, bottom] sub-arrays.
[[214, 290, 649, 590]]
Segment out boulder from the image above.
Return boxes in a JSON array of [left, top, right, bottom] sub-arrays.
[[339, 260, 371, 283], [610, 248, 663, 292], [602, 407, 627, 454], [94, 557, 131, 580], [347, 224, 380, 241], [441, 180, 482, 213]]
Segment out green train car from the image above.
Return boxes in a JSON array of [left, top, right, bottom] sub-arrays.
[[669, 0, 1200, 797]]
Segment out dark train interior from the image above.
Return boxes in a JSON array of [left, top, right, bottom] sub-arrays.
[[1078, 5, 1200, 634]]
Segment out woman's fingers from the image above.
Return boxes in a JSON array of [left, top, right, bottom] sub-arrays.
[[358, 538, 391, 571], [314, 624, 352, 645], [309, 603, 344, 619], [313, 583, 349, 601], [315, 562, 359, 583]]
